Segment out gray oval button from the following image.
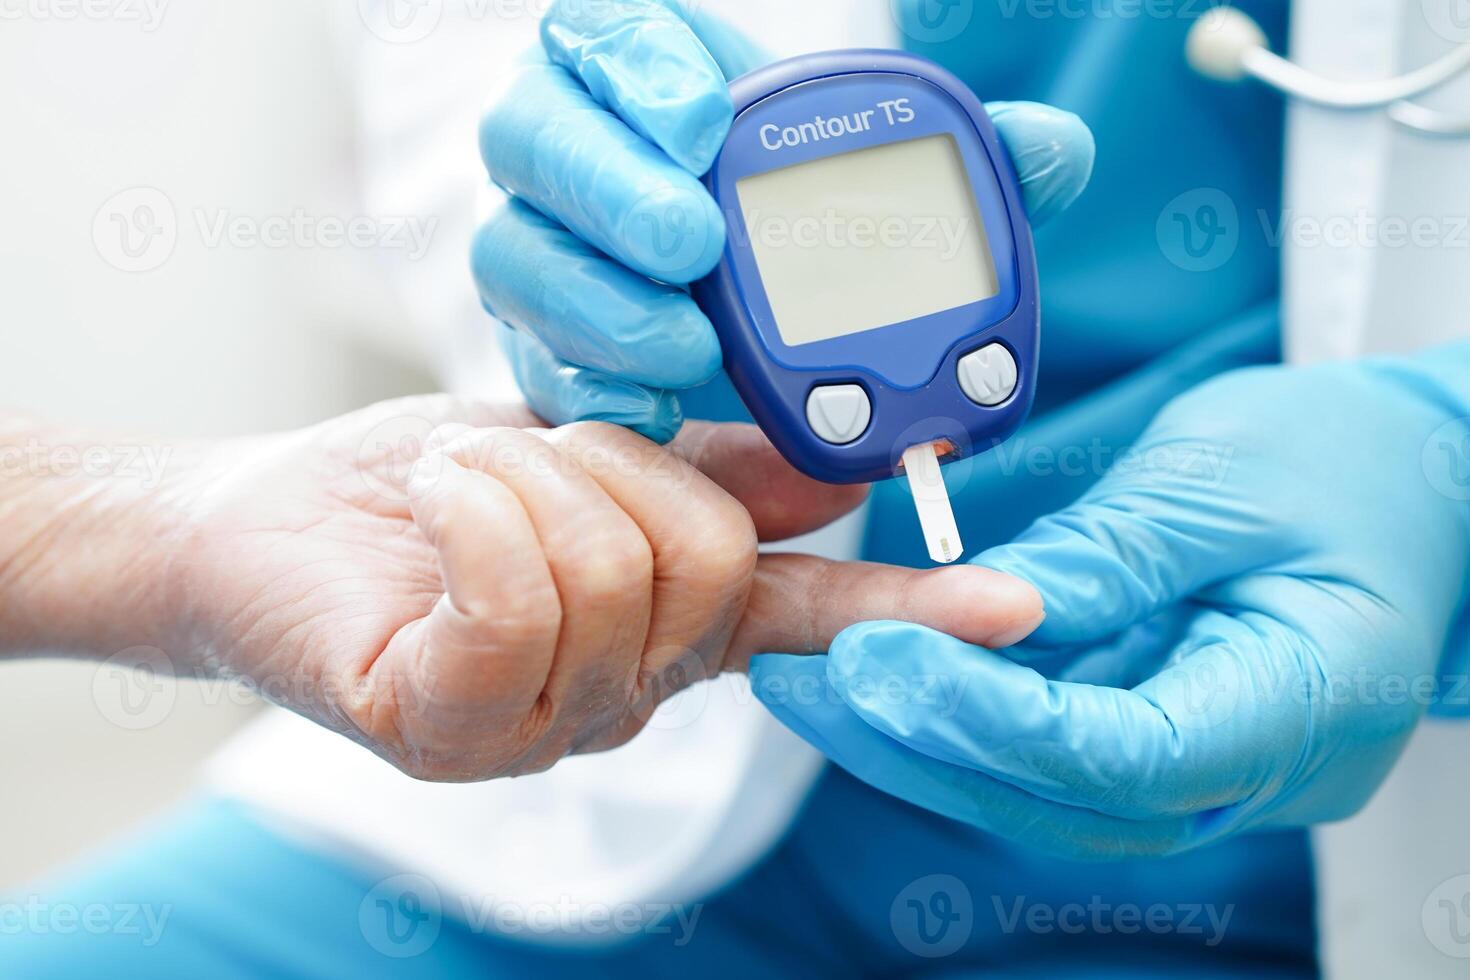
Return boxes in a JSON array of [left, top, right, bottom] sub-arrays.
[[958, 344, 1019, 407], [806, 385, 872, 445]]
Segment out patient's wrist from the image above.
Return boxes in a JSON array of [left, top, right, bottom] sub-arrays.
[[0, 419, 204, 660]]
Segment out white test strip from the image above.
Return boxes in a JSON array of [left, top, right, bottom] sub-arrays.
[[901, 442, 963, 565]]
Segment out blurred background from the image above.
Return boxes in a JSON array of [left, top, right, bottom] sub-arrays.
[[0, 0, 444, 886]]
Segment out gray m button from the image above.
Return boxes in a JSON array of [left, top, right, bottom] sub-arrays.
[[958, 343, 1019, 406]]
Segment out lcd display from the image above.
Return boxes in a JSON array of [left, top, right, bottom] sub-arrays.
[[735, 133, 1000, 347]]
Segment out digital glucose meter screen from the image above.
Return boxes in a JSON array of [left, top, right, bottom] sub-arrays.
[[736, 133, 999, 348]]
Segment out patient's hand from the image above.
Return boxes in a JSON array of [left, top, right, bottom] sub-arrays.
[[1, 397, 1043, 781]]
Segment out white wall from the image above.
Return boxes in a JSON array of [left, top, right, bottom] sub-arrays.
[[0, 0, 436, 886]]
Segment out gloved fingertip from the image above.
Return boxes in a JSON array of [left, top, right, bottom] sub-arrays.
[[619, 186, 727, 283], [507, 329, 686, 443], [675, 307, 726, 387], [541, 1, 733, 177], [986, 101, 1096, 228], [676, 96, 735, 176], [577, 379, 684, 443]]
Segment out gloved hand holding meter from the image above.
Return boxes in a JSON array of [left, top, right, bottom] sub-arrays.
[[694, 50, 1037, 563], [476, 15, 1091, 566]]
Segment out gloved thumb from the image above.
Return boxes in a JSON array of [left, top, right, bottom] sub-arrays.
[[981, 101, 1099, 227], [986, 101, 1095, 228], [975, 471, 1274, 647]]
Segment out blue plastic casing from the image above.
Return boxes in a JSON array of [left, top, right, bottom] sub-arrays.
[[693, 50, 1039, 484]]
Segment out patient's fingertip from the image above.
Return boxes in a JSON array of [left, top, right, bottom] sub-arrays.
[[911, 565, 1046, 648]]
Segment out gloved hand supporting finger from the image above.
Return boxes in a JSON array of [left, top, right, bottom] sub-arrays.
[[503, 327, 684, 444]]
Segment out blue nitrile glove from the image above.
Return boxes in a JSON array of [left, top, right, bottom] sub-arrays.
[[473, 0, 1095, 442], [752, 346, 1470, 859]]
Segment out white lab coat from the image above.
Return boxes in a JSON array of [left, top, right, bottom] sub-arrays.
[[1283, 1, 1470, 976]]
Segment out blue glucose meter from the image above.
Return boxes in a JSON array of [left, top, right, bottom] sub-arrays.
[[693, 50, 1038, 510]]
